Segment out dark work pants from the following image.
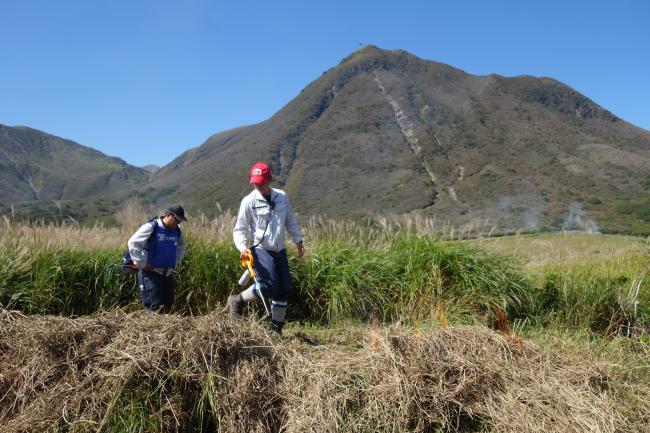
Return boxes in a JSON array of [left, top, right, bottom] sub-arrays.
[[138, 270, 174, 313], [251, 247, 292, 303]]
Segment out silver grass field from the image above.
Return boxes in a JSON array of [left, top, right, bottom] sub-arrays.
[[0, 200, 648, 432]]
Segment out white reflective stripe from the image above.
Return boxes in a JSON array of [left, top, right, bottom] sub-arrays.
[[271, 300, 288, 307], [241, 285, 257, 302]]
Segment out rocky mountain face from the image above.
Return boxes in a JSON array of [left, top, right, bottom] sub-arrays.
[[0, 124, 149, 209], [147, 46, 650, 233]]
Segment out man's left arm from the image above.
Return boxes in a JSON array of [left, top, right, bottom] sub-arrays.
[[284, 197, 304, 257]]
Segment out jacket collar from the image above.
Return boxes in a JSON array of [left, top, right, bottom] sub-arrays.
[[252, 187, 276, 204], [157, 217, 176, 230]]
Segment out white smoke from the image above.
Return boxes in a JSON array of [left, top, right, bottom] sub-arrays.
[[564, 202, 600, 234], [524, 202, 542, 232], [497, 196, 513, 222], [495, 195, 545, 232]]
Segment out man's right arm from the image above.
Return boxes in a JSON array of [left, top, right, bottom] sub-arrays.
[[233, 197, 251, 255], [127, 223, 155, 269]]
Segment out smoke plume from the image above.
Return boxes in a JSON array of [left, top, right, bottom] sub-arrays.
[[564, 202, 600, 234]]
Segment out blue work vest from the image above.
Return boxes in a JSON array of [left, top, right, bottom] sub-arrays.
[[147, 222, 181, 269]]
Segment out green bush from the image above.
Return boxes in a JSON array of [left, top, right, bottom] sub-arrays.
[[533, 258, 649, 333], [0, 236, 533, 325], [3, 233, 646, 333]]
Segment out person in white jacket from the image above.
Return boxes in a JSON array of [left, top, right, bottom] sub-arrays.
[[228, 162, 304, 339], [127, 205, 187, 313]]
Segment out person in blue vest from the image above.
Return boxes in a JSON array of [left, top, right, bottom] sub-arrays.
[[228, 162, 304, 340], [127, 205, 187, 313]]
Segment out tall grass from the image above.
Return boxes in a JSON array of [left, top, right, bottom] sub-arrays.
[[476, 231, 650, 333], [0, 242, 138, 314], [532, 255, 649, 333], [291, 236, 531, 323], [0, 233, 532, 325], [1, 208, 648, 332]]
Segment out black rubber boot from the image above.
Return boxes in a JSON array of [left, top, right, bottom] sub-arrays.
[[225, 294, 244, 318], [269, 320, 284, 343]]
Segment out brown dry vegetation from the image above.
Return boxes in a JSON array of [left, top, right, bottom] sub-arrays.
[[1, 309, 648, 433], [1, 198, 496, 252]]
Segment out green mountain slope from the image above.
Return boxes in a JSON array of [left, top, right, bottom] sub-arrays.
[[148, 46, 650, 233], [0, 124, 149, 213]]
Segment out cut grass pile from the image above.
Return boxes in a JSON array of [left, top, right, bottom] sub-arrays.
[[2, 308, 647, 433]]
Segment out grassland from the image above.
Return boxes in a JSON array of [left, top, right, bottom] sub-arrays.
[[1, 206, 647, 332], [0, 203, 648, 432]]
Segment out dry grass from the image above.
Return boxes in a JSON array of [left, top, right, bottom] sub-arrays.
[[283, 325, 637, 433], [1, 308, 647, 433], [0, 309, 281, 433], [0, 215, 125, 251], [6, 202, 640, 254], [0, 206, 496, 252]]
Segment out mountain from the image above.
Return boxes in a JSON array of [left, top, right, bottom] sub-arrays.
[[0, 124, 149, 218], [142, 164, 161, 174], [3, 46, 649, 232], [147, 46, 650, 233]]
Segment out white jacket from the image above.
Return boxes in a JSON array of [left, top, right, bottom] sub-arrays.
[[233, 188, 303, 253]]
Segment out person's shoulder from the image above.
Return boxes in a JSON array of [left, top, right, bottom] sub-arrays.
[[271, 188, 288, 198], [273, 189, 294, 205], [240, 190, 257, 205], [131, 220, 156, 237], [138, 220, 156, 230], [147, 218, 162, 231]]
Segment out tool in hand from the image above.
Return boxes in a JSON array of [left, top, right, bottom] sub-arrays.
[[241, 250, 271, 317]]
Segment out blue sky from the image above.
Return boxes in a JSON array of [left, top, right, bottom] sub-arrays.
[[1, 0, 648, 167]]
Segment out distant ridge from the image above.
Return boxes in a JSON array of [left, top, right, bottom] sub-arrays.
[[0, 124, 149, 217], [142, 164, 161, 174]]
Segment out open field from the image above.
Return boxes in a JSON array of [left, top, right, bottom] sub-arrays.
[[0, 206, 649, 432], [1, 208, 647, 331], [472, 231, 648, 269], [475, 232, 649, 332]]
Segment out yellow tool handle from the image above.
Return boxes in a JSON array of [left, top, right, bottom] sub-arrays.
[[241, 251, 256, 279]]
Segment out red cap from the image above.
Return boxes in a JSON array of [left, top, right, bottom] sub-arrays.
[[249, 162, 271, 184]]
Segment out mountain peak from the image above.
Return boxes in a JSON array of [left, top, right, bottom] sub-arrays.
[[343, 44, 386, 59], [339, 45, 418, 66]]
